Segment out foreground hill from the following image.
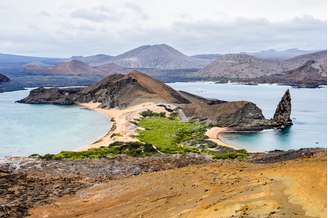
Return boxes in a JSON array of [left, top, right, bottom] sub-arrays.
[[26, 151, 326, 218], [1, 148, 325, 218]]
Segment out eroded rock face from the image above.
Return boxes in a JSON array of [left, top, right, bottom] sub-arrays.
[[273, 89, 292, 127]]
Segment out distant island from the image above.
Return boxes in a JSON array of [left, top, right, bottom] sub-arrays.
[[0, 44, 326, 91]]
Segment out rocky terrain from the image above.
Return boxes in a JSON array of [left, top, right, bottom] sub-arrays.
[[199, 50, 327, 86], [18, 71, 292, 131], [247, 60, 327, 88], [0, 148, 325, 218], [0, 154, 211, 218]]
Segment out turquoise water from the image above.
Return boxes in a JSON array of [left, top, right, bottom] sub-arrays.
[[168, 82, 327, 152], [0, 89, 111, 157]]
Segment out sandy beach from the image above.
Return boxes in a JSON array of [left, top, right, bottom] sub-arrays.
[[205, 127, 239, 149], [78, 102, 173, 150], [79, 102, 239, 151]]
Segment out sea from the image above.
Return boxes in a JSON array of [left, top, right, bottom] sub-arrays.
[[168, 82, 327, 152], [0, 89, 111, 157], [0, 83, 326, 156]]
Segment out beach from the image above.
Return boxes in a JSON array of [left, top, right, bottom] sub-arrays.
[[79, 102, 172, 150], [80, 102, 239, 151], [205, 127, 239, 149]]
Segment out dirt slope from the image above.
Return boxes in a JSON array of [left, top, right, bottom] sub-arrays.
[[28, 152, 326, 218]]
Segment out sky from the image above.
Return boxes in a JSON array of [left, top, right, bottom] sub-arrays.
[[0, 0, 326, 57]]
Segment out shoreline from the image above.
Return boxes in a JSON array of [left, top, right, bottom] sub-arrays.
[[78, 102, 172, 151], [79, 103, 240, 151], [205, 127, 240, 150]]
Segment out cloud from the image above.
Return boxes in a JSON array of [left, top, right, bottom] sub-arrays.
[[71, 6, 117, 22], [70, 4, 148, 23], [166, 16, 327, 54], [0, 0, 325, 57]]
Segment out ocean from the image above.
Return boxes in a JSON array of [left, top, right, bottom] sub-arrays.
[[0, 89, 111, 157], [0, 83, 326, 156], [168, 82, 327, 152]]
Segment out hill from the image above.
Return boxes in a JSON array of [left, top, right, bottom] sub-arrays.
[[249, 60, 327, 88], [198, 50, 327, 84], [111, 44, 210, 69], [247, 48, 317, 60], [24, 60, 129, 77], [199, 54, 283, 79], [70, 54, 113, 66], [19, 71, 292, 130]]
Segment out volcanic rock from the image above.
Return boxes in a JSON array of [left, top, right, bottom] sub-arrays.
[[273, 89, 292, 127]]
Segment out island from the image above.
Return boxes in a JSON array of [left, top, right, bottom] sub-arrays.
[[1, 71, 325, 218]]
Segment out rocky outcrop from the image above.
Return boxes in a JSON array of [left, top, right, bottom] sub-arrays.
[[18, 71, 293, 131], [17, 87, 82, 105], [273, 89, 292, 127]]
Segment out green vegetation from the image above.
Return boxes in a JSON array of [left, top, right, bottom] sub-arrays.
[[136, 115, 207, 150], [32, 111, 248, 160], [31, 141, 157, 160], [209, 149, 248, 160]]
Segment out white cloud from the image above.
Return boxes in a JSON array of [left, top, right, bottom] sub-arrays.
[[0, 0, 326, 56]]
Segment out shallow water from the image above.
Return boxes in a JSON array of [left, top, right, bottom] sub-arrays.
[[0, 89, 111, 157], [168, 82, 327, 152]]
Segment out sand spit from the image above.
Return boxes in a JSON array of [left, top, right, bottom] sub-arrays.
[[79, 102, 174, 150]]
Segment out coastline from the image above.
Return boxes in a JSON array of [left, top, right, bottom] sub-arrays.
[[205, 127, 240, 150], [78, 102, 171, 150], [79, 103, 240, 151]]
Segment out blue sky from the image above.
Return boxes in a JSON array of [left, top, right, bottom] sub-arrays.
[[0, 0, 326, 57]]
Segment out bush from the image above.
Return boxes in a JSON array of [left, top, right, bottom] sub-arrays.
[[33, 142, 158, 160], [140, 110, 166, 118]]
